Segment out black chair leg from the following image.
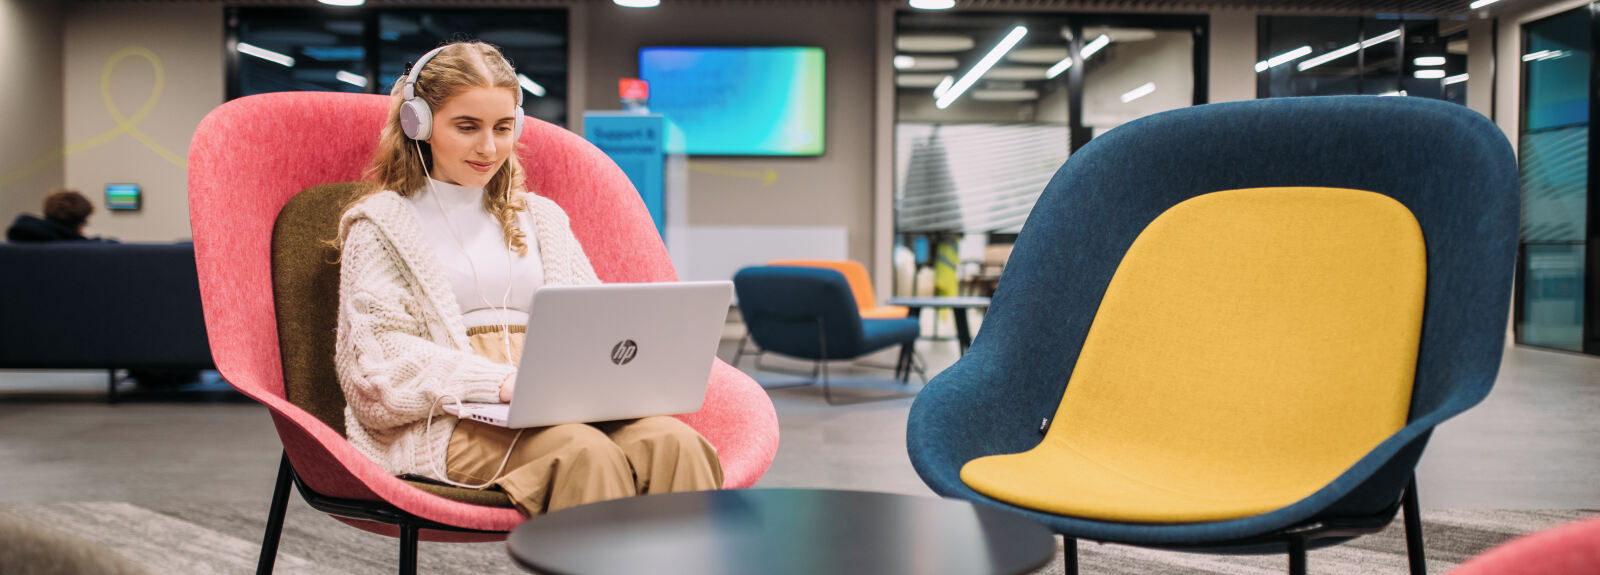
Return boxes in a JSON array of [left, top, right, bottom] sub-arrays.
[[1062, 537, 1078, 575], [399, 524, 419, 575], [730, 333, 749, 367], [256, 452, 293, 575], [1288, 538, 1307, 575], [107, 369, 118, 405], [1404, 477, 1427, 575]]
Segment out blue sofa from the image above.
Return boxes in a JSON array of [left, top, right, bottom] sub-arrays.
[[0, 242, 214, 401]]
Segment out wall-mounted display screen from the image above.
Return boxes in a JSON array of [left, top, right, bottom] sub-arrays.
[[638, 46, 825, 156], [106, 184, 141, 211]]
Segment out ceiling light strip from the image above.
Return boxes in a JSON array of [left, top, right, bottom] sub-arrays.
[[518, 74, 546, 97], [1255, 45, 1311, 73], [237, 42, 294, 67], [1120, 82, 1155, 103], [1081, 35, 1111, 60], [936, 26, 1028, 110], [335, 70, 367, 88], [1296, 29, 1400, 72]]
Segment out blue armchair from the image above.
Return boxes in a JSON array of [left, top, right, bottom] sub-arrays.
[[732, 266, 923, 404], [906, 96, 1518, 575]]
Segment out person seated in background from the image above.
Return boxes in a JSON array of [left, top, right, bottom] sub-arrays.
[[5, 189, 115, 243]]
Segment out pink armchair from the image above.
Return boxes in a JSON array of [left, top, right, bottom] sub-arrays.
[[188, 92, 779, 574]]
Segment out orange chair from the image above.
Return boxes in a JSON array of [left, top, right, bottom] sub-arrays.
[[767, 260, 908, 319]]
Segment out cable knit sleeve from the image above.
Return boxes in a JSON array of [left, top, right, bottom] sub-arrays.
[[335, 218, 515, 432]]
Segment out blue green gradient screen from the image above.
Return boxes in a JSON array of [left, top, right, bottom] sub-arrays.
[[639, 47, 825, 156]]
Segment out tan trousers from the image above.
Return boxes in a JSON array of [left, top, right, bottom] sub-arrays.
[[445, 326, 724, 517]]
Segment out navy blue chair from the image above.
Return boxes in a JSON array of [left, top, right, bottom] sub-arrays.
[[732, 266, 924, 404], [906, 96, 1518, 575]]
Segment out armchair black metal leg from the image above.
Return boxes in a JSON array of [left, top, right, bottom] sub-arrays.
[[895, 340, 914, 382], [1404, 477, 1427, 575], [256, 452, 293, 575], [1063, 537, 1078, 575], [731, 333, 749, 368], [817, 320, 839, 405], [1288, 538, 1307, 575], [399, 524, 419, 575], [107, 369, 118, 405]]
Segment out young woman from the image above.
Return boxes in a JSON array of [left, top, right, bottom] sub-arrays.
[[333, 41, 722, 517]]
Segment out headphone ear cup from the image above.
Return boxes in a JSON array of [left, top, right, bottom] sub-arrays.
[[400, 99, 433, 141], [512, 107, 525, 138]]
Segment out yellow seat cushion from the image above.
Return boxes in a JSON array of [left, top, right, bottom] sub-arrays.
[[961, 187, 1426, 523]]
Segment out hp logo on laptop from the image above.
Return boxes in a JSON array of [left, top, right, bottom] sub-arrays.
[[611, 340, 638, 366]]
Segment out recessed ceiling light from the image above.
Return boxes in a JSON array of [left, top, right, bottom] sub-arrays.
[[971, 88, 1039, 101], [1414, 69, 1446, 79], [985, 66, 1049, 80], [896, 35, 976, 53], [614, 0, 660, 7], [894, 55, 959, 71], [318, 0, 364, 5], [1007, 46, 1069, 64], [909, 0, 956, 9], [1414, 56, 1447, 66], [896, 73, 951, 88]]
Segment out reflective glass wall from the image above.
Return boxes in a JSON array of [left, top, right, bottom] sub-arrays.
[[228, 7, 569, 126], [1518, 6, 1593, 353], [892, 13, 1204, 301], [1257, 15, 1471, 104]]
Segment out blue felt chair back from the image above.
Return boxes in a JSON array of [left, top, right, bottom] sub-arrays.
[[733, 266, 868, 360], [907, 95, 1518, 544]]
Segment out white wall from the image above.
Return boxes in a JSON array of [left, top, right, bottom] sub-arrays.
[[61, 2, 223, 242], [1209, 11, 1257, 103], [0, 0, 64, 232], [582, 2, 880, 277]]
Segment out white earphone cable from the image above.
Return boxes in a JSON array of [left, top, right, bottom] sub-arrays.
[[414, 139, 525, 490]]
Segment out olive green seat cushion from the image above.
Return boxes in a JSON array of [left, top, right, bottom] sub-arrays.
[[271, 182, 514, 508]]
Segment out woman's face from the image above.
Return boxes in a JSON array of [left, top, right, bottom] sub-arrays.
[[426, 86, 519, 188]]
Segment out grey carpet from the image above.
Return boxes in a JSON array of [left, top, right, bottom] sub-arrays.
[[0, 502, 1591, 574]]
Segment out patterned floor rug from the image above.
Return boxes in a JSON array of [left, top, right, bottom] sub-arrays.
[[0, 501, 1591, 574]]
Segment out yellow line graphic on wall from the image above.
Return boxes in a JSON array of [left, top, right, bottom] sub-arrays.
[[0, 47, 186, 190], [688, 163, 779, 186]]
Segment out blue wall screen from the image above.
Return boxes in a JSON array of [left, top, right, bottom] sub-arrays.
[[638, 46, 825, 156]]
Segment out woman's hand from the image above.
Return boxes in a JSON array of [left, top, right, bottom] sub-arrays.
[[499, 372, 516, 403]]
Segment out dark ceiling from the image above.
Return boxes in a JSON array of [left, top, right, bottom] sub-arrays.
[[81, 0, 1501, 14]]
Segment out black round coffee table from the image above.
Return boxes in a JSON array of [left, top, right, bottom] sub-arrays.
[[507, 488, 1055, 575]]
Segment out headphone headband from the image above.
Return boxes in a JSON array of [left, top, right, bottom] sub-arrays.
[[403, 45, 523, 107], [402, 46, 447, 102]]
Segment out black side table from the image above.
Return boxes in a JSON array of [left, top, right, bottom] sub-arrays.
[[508, 488, 1054, 575], [887, 296, 991, 381]]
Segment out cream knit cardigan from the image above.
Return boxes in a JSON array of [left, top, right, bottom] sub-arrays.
[[335, 190, 601, 480]]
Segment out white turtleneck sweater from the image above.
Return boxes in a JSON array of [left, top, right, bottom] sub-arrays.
[[407, 178, 543, 328]]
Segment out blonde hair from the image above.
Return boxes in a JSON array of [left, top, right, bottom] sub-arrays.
[[342, 41, 530, 255]]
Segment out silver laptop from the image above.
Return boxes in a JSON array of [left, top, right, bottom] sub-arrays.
[[443, 281, 733, 428]]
